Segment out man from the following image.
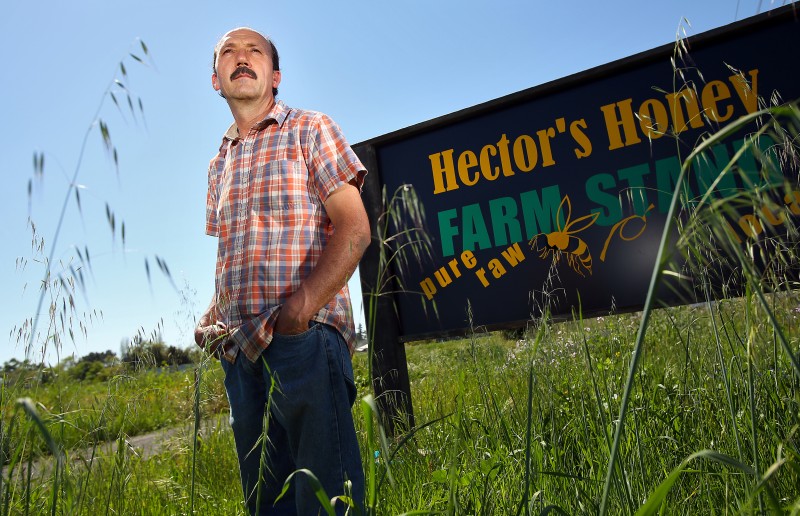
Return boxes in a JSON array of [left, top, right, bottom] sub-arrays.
[[195, 27, 370, 515]]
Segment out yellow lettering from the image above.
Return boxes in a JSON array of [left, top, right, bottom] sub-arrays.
[[728, 69, 759, 114], [512, 135, 538, 172], [785, 191, 800, 215], [638, 98, 669, 139], [738, 214, 763, 238], [430, 149, 457, 194], [479, 144, 499, 180], [447, 258, 463, 278], [724, 220, 743, 244], [496, 134, 515, 177], [702, 80, 734, 122], [457, 150, 480, 186], [601, 98, 641, 150], [488, 258, 507, 279], [570, 119, 592, 159], [475, 267, 489, 287], [420, 278, 437, 300], [501, 242, 526, 266], [666, 87, 703, 134], [419, 250, 480, 300], [536, 127, 557, 167], [434, 267, 453, 288], [761, 205, 784, 226], [462, 250, 477, 268]]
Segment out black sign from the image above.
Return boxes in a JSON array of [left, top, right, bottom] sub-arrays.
[[355, 7, 800, 342]]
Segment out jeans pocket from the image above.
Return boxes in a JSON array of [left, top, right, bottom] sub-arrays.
[[335, 333, 357, 406], [272, 322, 319, 342], [343, 370, 357, 407], [267, 324, 323, 370]]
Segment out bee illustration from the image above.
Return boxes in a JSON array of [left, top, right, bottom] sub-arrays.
[[529, 195, 599, 277]]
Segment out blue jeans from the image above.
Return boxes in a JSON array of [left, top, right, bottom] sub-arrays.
[[221, 323, 365, 515]]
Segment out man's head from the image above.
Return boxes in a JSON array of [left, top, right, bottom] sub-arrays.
[[212, 28, 281, 102]]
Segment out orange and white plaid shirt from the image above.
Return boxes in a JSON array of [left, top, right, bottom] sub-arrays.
[[206, 101, 366, 363]]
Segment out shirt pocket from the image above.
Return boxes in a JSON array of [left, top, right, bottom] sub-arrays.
[[253, 159, 313, 211]]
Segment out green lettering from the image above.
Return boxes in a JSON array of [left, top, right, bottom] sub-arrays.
[[585, 173, 621, 225], [462, 204, 492, 252], [617, 163, 651, 215], [692, 144, 739, 198], [732, 135, 781, 188], [520, 185, 561, 238], [438, 209, 460, 257], [488, 197, 522, 247]]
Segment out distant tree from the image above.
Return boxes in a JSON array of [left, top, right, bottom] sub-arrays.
[[58, 350, 121, 383], [3, 358, 21, 373], [2, 358, 34, 373], [1, 358, 45, 387], [122, 338, 155, 370], [80, 350, 116, 364], [165, 345, 192, 366], [121, 339, 194, 370], [68, 360, 105, 382]]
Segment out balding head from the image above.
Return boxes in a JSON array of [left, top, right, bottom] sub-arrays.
[[213, 27, 280, 97]]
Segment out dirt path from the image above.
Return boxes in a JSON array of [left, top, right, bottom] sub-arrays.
[[3, 416, 226, 479]]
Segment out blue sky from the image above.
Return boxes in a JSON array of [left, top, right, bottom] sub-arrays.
[[1, 0, 794, 365]]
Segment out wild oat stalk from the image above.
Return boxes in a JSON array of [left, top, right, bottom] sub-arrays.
[[364, 183, 434, 434], [21, 39, 152, 363], [366, 184, 435, 378]]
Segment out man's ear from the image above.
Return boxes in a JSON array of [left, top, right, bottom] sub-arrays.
[[273, 70, 282, 89], [212, 73, 220, 92]]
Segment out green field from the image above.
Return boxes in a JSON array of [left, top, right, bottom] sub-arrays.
[[2, 293, 799, 514]]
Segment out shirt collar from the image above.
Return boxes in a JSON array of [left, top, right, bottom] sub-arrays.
[[222, 100, 291, 141]]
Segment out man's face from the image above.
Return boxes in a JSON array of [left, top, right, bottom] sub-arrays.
[[212, 29, 280, 103]]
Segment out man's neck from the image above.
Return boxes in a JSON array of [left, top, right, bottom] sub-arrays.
[[229, 98, 276, 137]]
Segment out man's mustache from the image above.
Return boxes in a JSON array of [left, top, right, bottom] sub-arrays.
[[230, 66, 257, 80]]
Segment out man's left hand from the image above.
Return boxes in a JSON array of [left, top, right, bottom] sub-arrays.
[[274, 305, 309, 335]]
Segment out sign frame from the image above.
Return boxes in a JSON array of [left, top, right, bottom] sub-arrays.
[[354, 5, 800, 431]]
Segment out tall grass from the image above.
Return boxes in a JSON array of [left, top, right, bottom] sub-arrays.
[[15, 40, 156, 366], [2, 291, 799, 513], [363, 183, 435, 435], [597, 99, 800, 514]]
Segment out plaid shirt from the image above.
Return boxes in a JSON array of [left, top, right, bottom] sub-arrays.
[[206, 100, 366, 363]]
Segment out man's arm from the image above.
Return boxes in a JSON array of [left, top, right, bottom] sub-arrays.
[[274, 180, 371, 335]]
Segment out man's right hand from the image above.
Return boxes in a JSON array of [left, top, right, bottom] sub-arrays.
[[194, 321, 229, 352], [195, 305, 229, 354]]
